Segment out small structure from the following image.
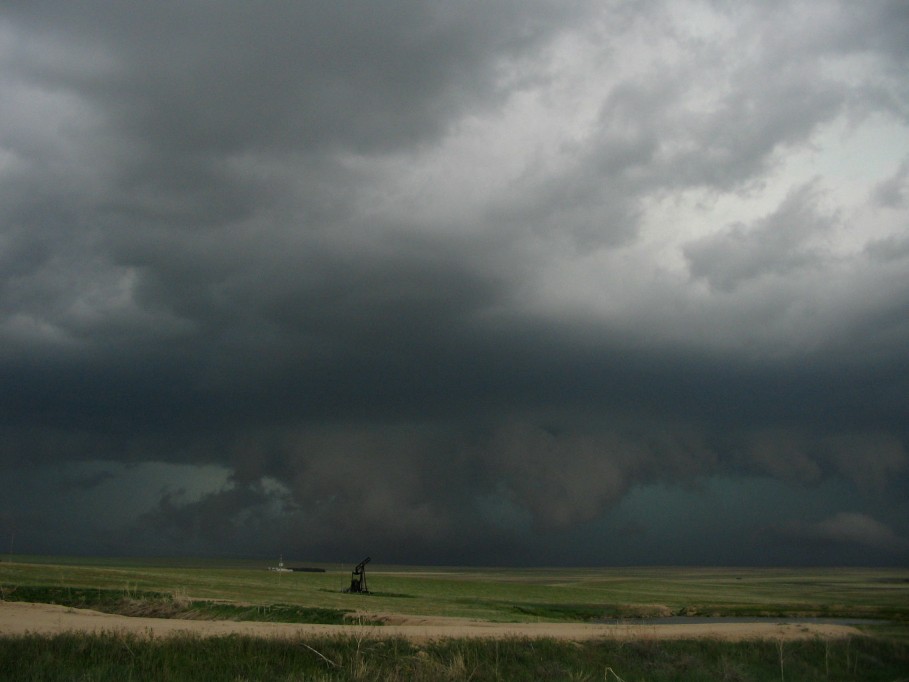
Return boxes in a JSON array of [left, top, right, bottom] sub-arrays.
[[268, 555, 293, 573], [344, 556, 371, 593], [267, 555, 326, 573]]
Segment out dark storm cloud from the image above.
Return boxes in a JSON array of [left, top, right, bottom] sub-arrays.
[[768, 512, 909, 557], [1, 0, 908, 565]]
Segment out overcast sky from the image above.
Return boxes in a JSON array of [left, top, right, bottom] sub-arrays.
[[2, 0, 908, 566]]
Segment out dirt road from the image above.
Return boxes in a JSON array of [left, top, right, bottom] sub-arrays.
[[0, 602, 862, 642]]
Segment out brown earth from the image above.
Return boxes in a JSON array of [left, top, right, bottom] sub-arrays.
[[0, 601, 862, 642]]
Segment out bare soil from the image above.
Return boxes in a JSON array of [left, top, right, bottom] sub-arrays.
[[0, 601, 862, 642]]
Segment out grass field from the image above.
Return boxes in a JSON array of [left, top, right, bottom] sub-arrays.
[[2, 556, 908, 680], [2, 556, 908, 624]]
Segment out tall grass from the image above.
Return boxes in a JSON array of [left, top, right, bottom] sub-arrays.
[[0, 632, 906, 681]]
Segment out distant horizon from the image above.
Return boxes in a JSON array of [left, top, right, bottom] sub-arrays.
[[0, 553, 909, 572]]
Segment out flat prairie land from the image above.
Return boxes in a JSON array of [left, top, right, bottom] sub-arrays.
[[3, 559, 908, 681], [2, 558, 907, 628]]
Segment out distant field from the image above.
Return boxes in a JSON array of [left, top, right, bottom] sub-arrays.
[[2, 556, 907, 625]]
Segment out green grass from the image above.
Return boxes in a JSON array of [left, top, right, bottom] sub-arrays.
[[0, 584, 367, 624], [0, 631, 907, 681], [4, 559, 907, 624]]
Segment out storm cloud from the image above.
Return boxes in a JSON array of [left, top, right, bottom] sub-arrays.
[[1, 0, 907, 565]]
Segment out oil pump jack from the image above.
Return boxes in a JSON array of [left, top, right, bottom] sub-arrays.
[[344, 556, 370, 593]]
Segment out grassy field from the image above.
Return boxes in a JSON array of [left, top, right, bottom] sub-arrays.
[[2, 557, 908, 624], [2, 557, 908, 680]]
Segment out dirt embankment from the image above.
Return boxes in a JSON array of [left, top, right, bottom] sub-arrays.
[[0, 601, 863, 642]]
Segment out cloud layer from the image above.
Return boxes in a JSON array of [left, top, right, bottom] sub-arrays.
[[1, 0, 908, 565]]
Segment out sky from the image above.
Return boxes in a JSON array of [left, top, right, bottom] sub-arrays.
[[1, 0, 908, 567]]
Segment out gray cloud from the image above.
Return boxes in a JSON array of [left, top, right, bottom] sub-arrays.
[[873, 159, 909, 209], [684, 182, 833, 292], [774, 512, 909, 554], [1, 0, 908, 565], [4, 2, 590, 153]]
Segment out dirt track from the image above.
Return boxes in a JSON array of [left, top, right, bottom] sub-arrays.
[[0, 602, 862, 642]]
